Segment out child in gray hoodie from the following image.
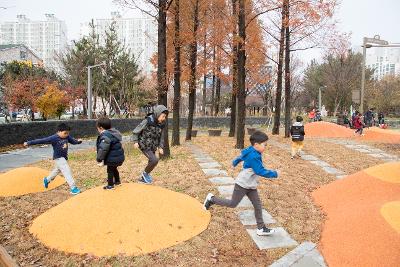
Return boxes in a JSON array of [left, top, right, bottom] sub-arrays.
[[203, 131, 278, 236]]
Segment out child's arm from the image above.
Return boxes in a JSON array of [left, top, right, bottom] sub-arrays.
[[249, 156, 278, 179], [97, 135, 111, 163], [132, 119, 148, 145], [68, 136, 82, 145], [232, 156, 243, 167], [25, 135, 55, 146]]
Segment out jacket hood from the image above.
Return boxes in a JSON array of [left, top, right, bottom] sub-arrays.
[[293, 122, 303, 126], [240, 146, 259, 160], [153, 105, 169, 119], [105, 128, 123, 141]]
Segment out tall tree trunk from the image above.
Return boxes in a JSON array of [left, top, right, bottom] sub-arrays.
[[185, 0, 199, 141], [215, 67, 221, 116], [284, 0, 291, 138], [158, 0, 170, 158], [236, 0, 246, 149], [202, 23, 207, 116], [229, 0, 238, 137], [172, 0, 181, 146], [211, 46, 216, 116], [272, 4, 286, 135]]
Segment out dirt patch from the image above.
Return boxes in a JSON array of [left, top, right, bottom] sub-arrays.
[[304, 122, 354, 138]]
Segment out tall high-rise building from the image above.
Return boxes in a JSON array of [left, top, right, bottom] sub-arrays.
[[80, 12, 157, 74], [0, 14, 68, 72], [365, 47, 400, 80]]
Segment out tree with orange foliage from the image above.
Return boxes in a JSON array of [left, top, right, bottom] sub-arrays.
[[36, 83, 69, 120]]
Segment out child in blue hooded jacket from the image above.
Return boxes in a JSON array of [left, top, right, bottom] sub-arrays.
[[203, 131, 278, 236]]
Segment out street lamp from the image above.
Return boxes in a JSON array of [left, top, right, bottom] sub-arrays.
[[318, 85, 327, 112], [360, 35, 388, 113], [87, 62, 106, 119]]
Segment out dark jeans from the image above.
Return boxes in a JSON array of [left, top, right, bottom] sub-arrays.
[[142, 150, 159, 174], [107, 165, 120, 186], [355, 128, 363, 135], [212, 184, 265, 229]]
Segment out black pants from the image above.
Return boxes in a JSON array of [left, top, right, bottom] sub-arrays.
[[107, 165, 120, 186], [142, 150, 159, 174]]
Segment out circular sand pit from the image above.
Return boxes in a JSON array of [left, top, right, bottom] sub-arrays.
[[30, 183, 210, 257], [360, 127, 400, 143], [0, 167, 65, 197], [305, 121, 354, 138], [312, 162, 400, 267]]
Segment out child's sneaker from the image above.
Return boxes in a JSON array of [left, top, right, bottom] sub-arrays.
[[70, 187, 81, 195], [257, 227, 275, 236], [103, 185, 114, 190], [140, 172, 152, 184], [203, 193, 214, 210], [43, 177, 49, 189]]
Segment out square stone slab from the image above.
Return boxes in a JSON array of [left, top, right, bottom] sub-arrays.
[[368, 153, 386, 158], [270, 241, 325, 267], [301, 155, 319, 161], [237, 196, 254, 208], [217, 185, 235, 196], [309, 160, 330, 167], [209, 177, 235, 185], [199, 162, 222, 169], [246, 227, 298, 250], [322, 166, 343, 175], [195, 157, 215, 163], [355, 148, 371, 153], [237, 209, 276, 225], [336, 175, 346, 179], [203, 169, 228, 177]]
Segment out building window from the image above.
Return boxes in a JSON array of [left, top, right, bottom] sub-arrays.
[[20, 50, 27, 60]]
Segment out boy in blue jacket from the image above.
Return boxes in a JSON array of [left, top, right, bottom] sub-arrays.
[[203, 131, 278, 236], [23, 123, 82, 195], [96, 117, 125, 190]]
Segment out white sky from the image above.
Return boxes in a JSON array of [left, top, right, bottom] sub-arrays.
[[0, 0, 399, 64]]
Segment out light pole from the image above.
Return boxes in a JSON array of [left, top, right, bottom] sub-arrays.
[[318, 85, 327, 112], [360, 35, 388, 113], [87, 62, 106, 119]]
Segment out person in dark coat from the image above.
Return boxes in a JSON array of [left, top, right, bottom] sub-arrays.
[[96, 117, 125, 190], [290, 116, 306, 159]]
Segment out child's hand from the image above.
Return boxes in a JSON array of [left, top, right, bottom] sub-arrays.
[[159, 148, 164, 155], [77, 139, 83, 143], [23, 142, 28, 147], [97, 161, 104, 167], [133, 143, 139, 149]]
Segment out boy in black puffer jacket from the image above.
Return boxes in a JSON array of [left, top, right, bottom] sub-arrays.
[[132, 105, 169, 184], [96, 117, 125, 190], [290, 116, 305, 159]]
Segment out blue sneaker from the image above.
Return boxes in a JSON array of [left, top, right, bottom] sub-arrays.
[[70, 187, 81, 195], [43, 177, 49, 189], [140, 172, 152, 184]]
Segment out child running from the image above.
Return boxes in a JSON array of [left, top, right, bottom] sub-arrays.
[[203, 131, 278, 236], [132, 105, 169, 184], [290, 116, 305, 159], [96, 117, 125, 190], [23, 123, 82, 195]]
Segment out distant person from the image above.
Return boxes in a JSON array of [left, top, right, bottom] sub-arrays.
[[96, 117, 125, 190], [308, 108, 316, 123], [353, 112, 364, 136], [315, 109, 322, 122], [132, 105, 169, 184], [364, 108, 374, 128], [378, 112, 387, 129], [290, 116, 305, 159], [23, 123, 82, 195], [203, 131, 278, 236]]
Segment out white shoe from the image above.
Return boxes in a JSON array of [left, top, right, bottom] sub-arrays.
[[257, 227, 275, 236], [203, 193, 214, 210]]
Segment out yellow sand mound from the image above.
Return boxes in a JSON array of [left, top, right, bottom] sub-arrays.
[[29, 183, 210, 257], [0, 167, 65, 197], [364, 162, 400, 183]]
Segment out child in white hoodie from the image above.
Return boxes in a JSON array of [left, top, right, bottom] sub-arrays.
[[290, 116, 305, 159]]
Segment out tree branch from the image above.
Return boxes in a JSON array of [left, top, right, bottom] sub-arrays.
[[245, 6, 281, 29]]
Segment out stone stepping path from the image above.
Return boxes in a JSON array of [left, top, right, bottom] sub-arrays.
[[186, 143, 302, 255], [269, 140, 346, 179], [324, 139, 399, 162], [270, 241, 327, 267]]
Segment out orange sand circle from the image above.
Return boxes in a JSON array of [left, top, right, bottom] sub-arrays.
[[305, 121, 354, 138], [0, 167, 65, 197], [312, 163, 400, 267], [29, 183, 211, 257], [360, 127, 400, 143]]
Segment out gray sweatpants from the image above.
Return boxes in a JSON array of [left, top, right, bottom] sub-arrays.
[[212, 184, 265, 228], [47, 157, 76, 189], [142, 150, 159, 174]]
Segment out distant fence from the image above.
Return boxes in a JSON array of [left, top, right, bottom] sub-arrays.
[[0, 117, 269, 147]]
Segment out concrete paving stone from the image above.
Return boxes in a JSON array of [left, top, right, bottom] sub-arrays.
[[202, 169, 228, 177], [237, 196, 254, 208], [208, 177, 235, 185], [368, 153, 386, 158], [195, 157, 215, 163], [309, 160, 330, 167], [246, 227, 298, 250], [380, 153, 397, 159], [269, 241, 316, 267], [322, 166, 344, 175], [292, 255, 325, 267], [344, 144, 360, 149], [199, 162, 222, 169], [301, 154, 320, 161], [336, 175, 347, 179], [354, 148, 371, 153], [217, 185, 235, 196], [237, 209, 276, 225]]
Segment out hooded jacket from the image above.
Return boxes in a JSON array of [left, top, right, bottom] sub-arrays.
[[290, 122, 305, 141], [96, 128, 125, 166], [132, 105, 168, 152], [232, 146, 278, 189]]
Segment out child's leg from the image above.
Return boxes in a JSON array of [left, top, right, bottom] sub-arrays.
[[212, 184, 247, 208], [47, 163, 61, 182], [246, 189, 265, 229], [297, 141, 304, 155], [106, 166, 116, 186], [142, 150, 159, 174], [55, 158, 76, 189], [114, 167, 120, 184], [291, 142, 297, 157]]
